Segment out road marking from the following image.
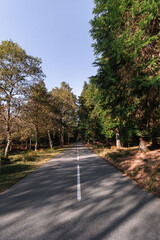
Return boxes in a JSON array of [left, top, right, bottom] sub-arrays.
[[77, 164, 81, 201], [77, 145, 81, 201], [77, 151, 80, 161]]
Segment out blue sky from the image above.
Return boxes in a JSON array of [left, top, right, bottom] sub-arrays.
[[0, 0, 97, 97]]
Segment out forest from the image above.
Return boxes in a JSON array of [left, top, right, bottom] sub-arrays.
[[0, 0, 160, 160], [78, 0, 160, 149], [0, 0, 160, 195]]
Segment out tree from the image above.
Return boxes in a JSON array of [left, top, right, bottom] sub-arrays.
[[78, 80, 118, 144], [78, 81, 102, 143], [0, 40, 44, 158], [89, 0, 160, 146], [51, 82, 77, 146], [0, 103, 5, 143], [23, 80, 49, 151]]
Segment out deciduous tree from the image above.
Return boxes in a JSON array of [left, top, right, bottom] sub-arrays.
[[0, 40, 44, 157]]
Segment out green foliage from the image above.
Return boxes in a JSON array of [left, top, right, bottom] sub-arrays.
[[0, 40, 45, 157], [51, 82, 77, 145], [21, 152, 37, 162], [0, 40, 44, 100], [0, 40, 77, 156], [79, 0, 160, 146]]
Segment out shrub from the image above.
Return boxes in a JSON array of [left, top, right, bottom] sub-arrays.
[[22, 152, 36, 162]]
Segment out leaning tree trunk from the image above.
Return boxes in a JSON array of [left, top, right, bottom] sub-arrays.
[[4, 102, 11, 158], [116, 127, 121, 148], [4, 130, 11, 158], [48, 130, 53, 149]]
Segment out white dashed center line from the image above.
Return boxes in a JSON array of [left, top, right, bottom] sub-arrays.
[[77, 145, 81, 201]]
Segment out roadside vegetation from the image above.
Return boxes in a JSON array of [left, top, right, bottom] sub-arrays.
[[0, 40, 77, 160], [0, 147, 66, 193], [78, 0, 159, 150], [86, 142, 160, 198]]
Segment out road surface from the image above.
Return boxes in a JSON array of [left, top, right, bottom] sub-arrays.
[[0, 143, 160, 240]]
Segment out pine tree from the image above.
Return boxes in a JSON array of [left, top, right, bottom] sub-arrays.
[[89, 0, 160, 146]]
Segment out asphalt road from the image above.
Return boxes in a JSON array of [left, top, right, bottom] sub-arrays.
[[0, 143, 160, 240]]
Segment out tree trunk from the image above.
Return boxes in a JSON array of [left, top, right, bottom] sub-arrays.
[[116, 128, 121, 148], [35, 135, 38, 152], [105, 138, 109, 145], [9, 144, 12, 151], [4, 131, 11, 158], [58, 130, 61, 146], [35, 128, 39, 152], [151, 127, 158, 148], [4, 101, 11, 158], [29, 138, 32, 150], [152, 136, 158, 148], [48, 130, 53, 149], [25, 139, 28, 150], [60, 127, 64, 146], [139, 137, 147, 152], [60, 133, 64, 146]]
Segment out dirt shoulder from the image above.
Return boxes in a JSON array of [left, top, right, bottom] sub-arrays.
[[86, 143, 160, 198]]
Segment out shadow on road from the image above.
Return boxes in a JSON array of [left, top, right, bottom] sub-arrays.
[[0, 143, 160, 240]]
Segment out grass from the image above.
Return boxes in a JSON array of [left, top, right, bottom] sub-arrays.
[[86, 143, 160, 198], [0, 147, 65, 193]]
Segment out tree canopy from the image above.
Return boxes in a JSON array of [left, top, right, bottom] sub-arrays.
[[0, 40, 44, 157], [78, 0, 160, 147], [0, 41, 77, 158]]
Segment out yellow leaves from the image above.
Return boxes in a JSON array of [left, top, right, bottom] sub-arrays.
[[104, 57, 109, 62]]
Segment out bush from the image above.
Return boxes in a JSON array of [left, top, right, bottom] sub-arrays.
[[22, 152, 36, 162], [0, 157, 12, 165]]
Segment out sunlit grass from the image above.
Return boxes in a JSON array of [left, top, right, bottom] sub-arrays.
[[0, 147, 65, 193]]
